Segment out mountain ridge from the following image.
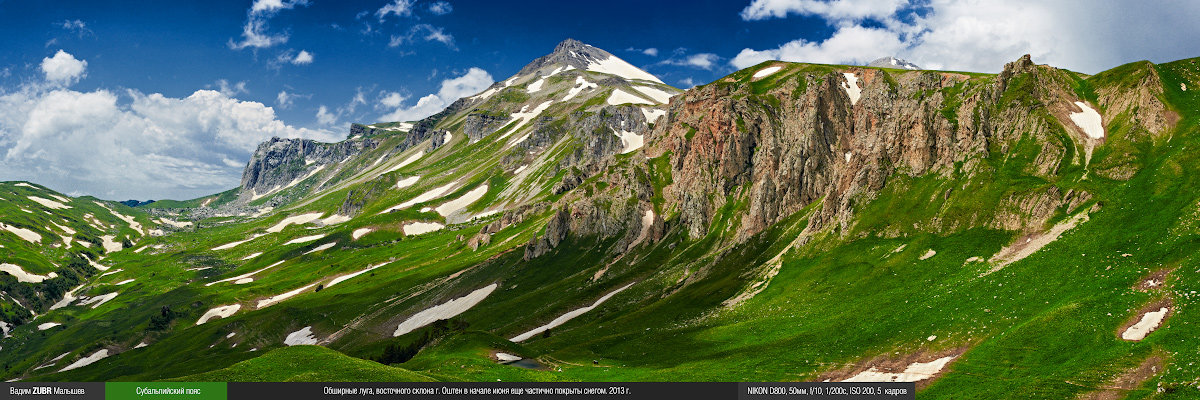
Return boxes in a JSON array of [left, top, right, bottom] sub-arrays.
[[1, 40, 1199, 398]]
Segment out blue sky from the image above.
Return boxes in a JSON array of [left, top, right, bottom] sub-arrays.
[[2, 0, 1200, 200]]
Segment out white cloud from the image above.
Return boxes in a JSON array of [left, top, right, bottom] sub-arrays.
[[730, 25, 903, 69], [59, 19, 92, 37], [376, 0, 414, 21], [229, 0, 309, 50], [277, 91, 294, 109], [643, 48, 659, 57], [380, 67, 492, 122], [740, 0, 907, 21], [0, 82, 337, 200], [292, 50, 313, 65], [732, 0, 1200, 74], [428, 1, 453, 15], [389, 24, 456, 49], [379, 91, 407, 108], [659, 53, 722, 70], [41, 50, 87, 85], [679, 77, 697, 88], [316, 105, 337, 125], [214, 79, 249, 97]]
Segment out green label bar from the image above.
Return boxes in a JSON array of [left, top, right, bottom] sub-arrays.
[[105, 382, 226, 400]]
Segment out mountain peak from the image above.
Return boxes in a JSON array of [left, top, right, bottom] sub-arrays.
[[867, 56, 921, 70], [515, 39, 664, 84]]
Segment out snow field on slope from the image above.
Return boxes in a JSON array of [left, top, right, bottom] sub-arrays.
[[403, 222, 445, 236], [511, 282, 635, 342], [394, 284, 498, 337], [753, 66, 782, 79], [607, 89, 654, 106], [632, 85, 674, 104], [562, 76, 597, 101], [841, 73, 862, 105], [1, 223, 41, 243], [1069, 101, 1104, 139], [435, 185, 489, 217], [586, 55, 664, 83]]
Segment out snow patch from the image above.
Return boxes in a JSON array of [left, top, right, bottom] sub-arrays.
[[133, 342, 148, 349], [206, 260, 286, 286], [157, 218, 192, 228], [496, 352, 522, 362], [59, 349, 109, 372], [2, 223, 42, 243], [78, 292, 119, 309], [1122, 307, 1169, 341], [197, 304, 241, 325], [303, 242, 337, 255], [352, 228, 373, 240], [641, 108, 666, 124], [919, 249, 937, 260], [212, 233, 265, 251], [396, 176, 420, 189], [843, 356, 956, 383], [614, 128, 644, 154], [114, 279, 135, 286], [403, 222, 445, 236], [29, 196, 71, 209], [632, 85, 673, 104], [562, 76, 597, 101], [284, 234, 327, 245], [502, 100, 555, 141], [513, 165, 528, 175], [327, 262, 388, 288], [320, 214, 351, 225], [257, 283, 317, 309], [436, 185, 489, 217], [1069, 101, 1104, 139], [100, 235, 123, 253], [394, 284, 498, 337], [266, 212, 325, 233], [37, 322, 61, 331], [511, 282, 635, 342], [0, 263, 55, 283], [586, 55, 664, 83], [753, 66, 782, 79], [284, 326, 319, 346], [241, 252, 262, 261], [526, 77, 546, 93], [385, 181, 460, 213], [607, 88, 653, 105], [384, 151, 425, 174], [841, 73, 862, 105]]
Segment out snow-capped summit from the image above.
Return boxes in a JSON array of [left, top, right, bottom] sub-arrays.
[[867, 56, 921, 70], [516, 38, 664, 84]]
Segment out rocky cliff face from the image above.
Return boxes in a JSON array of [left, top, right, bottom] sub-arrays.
[[632, 55, 1176, 243], [239, 137, 377, 200]]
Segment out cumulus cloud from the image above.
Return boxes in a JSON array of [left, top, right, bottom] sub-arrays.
[[732, 0, 1200, 73], [0, 84, 337, 200], [379, 67, 492, 122], [730, 25, 903, 69], [41, 50, 88, 85], [428, 1, 453, 15], [229, 0, 310, 50], [389, 24, 456, 49], [379, 91, 407, 108], [376, 0, 414, 21], [740, 0, 907, 21], [626, 47, 659, 57], [292, 50, 313, 65]]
